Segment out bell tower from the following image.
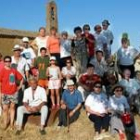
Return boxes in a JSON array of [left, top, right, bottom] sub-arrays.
[[46, 0, 58, 34]]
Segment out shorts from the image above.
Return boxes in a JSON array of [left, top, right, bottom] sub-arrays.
[[38, 79, 48, 88], [48, 79, 61, 89], [2, 92, 18, 105]]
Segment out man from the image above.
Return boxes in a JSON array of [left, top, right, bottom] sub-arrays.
[[78, 64, 101, 101], [11, 44, 30, 81], [90, 50, 108, 77], [94, 25, 108, 59], [82, 24, 95, 61], [33, 47, 49, 88], [21, 37, 36, 66], [0, 56, 23, 130], [58, 79, 83, 127], [102, 20, 114, 59], [117, 38, 140, 78], [71, 26, 88, 79], [16, 77, 48, 135]]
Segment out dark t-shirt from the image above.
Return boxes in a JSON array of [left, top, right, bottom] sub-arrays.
[[34, 56, 49, 79]]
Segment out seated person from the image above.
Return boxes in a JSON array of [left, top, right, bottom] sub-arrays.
[[78, 64, 101, 101], [90, 50, 107, 77], [58, 80, 83, 127], [109, 84, 140, 140], [85, 81, 110, 140], [119, 69, 140, 98], [16, 77, 48, 135], [61, 59, 76, 88]]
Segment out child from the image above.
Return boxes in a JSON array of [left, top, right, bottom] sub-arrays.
[[46, 56, 62, 109], [109, 84, 140, 140]]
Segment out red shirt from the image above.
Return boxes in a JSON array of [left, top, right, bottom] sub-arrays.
[[82, 33, 95, 57], [0, 67, 23, 95], [79, 73, 101, 90], [0, 61, 4, 73]]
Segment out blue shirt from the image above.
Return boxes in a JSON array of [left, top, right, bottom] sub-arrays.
[[62, 89, 83, 109]]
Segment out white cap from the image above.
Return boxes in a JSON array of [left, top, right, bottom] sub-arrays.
[[50, 56, 56, 61], [22, 37, 29, 42], [66, 79, 74, 86], [12, 44, 21, 51]]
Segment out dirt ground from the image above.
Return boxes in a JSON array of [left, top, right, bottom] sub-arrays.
[[0, 110, 140, 140]]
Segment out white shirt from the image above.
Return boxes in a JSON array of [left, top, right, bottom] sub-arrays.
[[21, 47, 36, 65], [90, 57, 107, 77], [48, 67, 59, 80], [11, 56, 30, 78], [35, 36, 49, 56], [60, 39, 71, 58], [109, 95, 130, 112], [62, 66, 76, 76], [23, 86, 47, 107], [117, 46, 139, 65], [94, 33, 107, 51], [119, 78, 140, 97], [85, 92, 108, 114], [102, 29, 114, 45]]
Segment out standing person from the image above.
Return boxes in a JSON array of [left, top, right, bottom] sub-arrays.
[[94, 25, 108, 59], [47, 27, 61, 67], [46, 56, 62, 109], [60, 31, 72, 67], [11, 45, 30, 81], [34, 47, 50, 88], [0, 52, 4, 73], [71, 26, 88, 79], [82, 24, 96, 61], [0, 56, 23, 130], [85, 81, 110, 140], [31, 27, 49, 56], [117, 38, 140, 78], [58, 80, 83, 127], [21, 37, 36, 66], [102, 20, 114, 59], [16, 78, 48, 135]]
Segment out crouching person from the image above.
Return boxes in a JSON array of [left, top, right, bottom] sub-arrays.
[[58, 80, 83, 127], [85, 81, 110, 140], [109, 84, 140, 140], [16, 77, 48, 135]]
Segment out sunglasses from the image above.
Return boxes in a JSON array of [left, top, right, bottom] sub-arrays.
[[115, 90, 122, 92], [94, 86, 102, 89]]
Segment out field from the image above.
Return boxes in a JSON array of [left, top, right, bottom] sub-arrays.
[[0, 109, 140, 140]]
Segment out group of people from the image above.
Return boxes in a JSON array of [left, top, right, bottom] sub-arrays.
[[0, 19, 140, 140]]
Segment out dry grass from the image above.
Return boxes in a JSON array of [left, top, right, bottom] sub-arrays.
[[0, 110, 140, 140]]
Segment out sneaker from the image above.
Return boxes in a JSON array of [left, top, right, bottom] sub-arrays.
[[39, 129, 46, 135], [135, 133, 140, 140], [119, 133, 125, 140], [15, 130, 22, 135]]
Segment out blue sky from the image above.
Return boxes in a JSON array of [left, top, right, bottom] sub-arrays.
[[0, 0, 140, 53]]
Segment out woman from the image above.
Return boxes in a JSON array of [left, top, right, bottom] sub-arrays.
[[47, 27, 61, 68], [31, 27, 49, 56], [85, 81, 110, 140], [109, 84, 140, 140], [61, 59, 76, 89]]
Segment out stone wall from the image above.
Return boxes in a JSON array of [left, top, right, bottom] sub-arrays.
[[0, 36, 34, 56]]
